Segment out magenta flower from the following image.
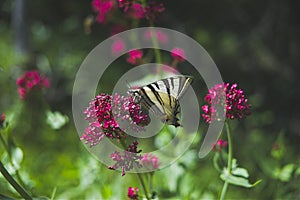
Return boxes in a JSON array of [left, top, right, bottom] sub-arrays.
[[213, 139, 228, 152], [118, 0, 165, 20], [0, 113, 5, 128], [80, 93, 148, 147], [92, 0, 115, 23], [144, 29, 168, 44], [129, 3, 145, 19], [141, 153, 159, 170], [171, 47, 186, 62], [16, 70, 50, 100], [118, 0, 131, 12], [144, 0, 165, 20], [112, 39, 126, 55], [109, 141, 143, 176], [126, 49, 143, 65], [202, 83, 251, 123], [127, 187, 139, 199]]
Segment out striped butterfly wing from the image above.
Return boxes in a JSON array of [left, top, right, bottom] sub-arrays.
[[130, 76, 193, 127]]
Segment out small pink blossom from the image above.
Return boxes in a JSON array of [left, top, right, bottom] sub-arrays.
[[141, 153, 159, 170], [112, 39, 126, 55], [126, 49, 143, 65], [127, 187, 139, 199], [118, 0, 131, 12], [92, 0, 115, 23], [109, 141, 143, 176], [171, 47, 186, 62], [202, 83, 251, 123], [129, 3, 145, 19], [213, 139, 228, 152], [144, 0, 165, 20], [144, 29, 168, 44], [16, 70, 50, 100], [118, 0, 165, 21]]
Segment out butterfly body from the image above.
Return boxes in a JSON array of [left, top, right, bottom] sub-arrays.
[[129, 76, 193, 127]]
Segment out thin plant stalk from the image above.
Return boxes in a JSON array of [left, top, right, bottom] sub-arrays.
[[0, 161, 32, 200], [220, 120, 233, 200]]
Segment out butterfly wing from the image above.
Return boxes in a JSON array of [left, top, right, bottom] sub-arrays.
[[129, 76, 193, 127]]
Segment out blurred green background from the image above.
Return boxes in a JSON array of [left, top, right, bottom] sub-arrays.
[[0, 0, 299, 199]]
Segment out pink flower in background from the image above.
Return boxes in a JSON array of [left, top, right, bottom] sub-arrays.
[[171, 47, 186, 62], [144, 0, 165, 20], [109, 141, 143, 176], [144, 29, 168, 44], [16, 70, 50, 100], [118, 0, 165, 20], [0, 113, 5, 128], [141, 153, 159, 170], [213, 139, 228, 152], [92, 0, 115, 23], [202, 83, 251, 123], [118, 0, 130, 11], [127, 187, 139, 199], [112, 39, 126, 55], [130, 3, 145, 19], [80, 94, 149, 147], [126, 49, 143, 64]]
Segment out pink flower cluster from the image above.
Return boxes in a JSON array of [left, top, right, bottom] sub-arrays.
[[118, 0, 165, 20], [109, 141, 143, 176], [144, 29, 168, 44], [92, 0, 165, 23], [16, 70, 50, 100], [126, 49, 143, 65], [81, 93, 149, 147], [127, 187, 139, 199], [213, 139, 228, 152], [171, 47, 186, 62], [92, 0, 115, 23], [202, 83, 251, 123], [141, 153, 159, 170]]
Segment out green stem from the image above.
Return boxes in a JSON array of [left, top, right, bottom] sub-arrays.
[[0, 161, 32, 200], [0, 132, 10, 154], [119, 139, 150, 199], [136, 172, 150, 200], [226, 120, 233, 171], [149, 23, 163, 77], [219, 120, 233, 200]]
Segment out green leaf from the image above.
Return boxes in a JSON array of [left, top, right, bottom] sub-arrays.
[[295, 166, 300, 176], [220, 169, 262, 188], [1, 147, 23, 174], [50, 187, 57, 200], [213, 153, 222, 172], [274, 163, 295, 182], [46, 110, 69, 130], [232, 167, 249, 178]]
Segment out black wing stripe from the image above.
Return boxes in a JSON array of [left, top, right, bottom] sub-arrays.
[[140, 88, 155, 109], [162, 79, 172, 108], [146, 84, 166, 114], [170, 77, 175, 90], [153, 82, 160, 90]]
